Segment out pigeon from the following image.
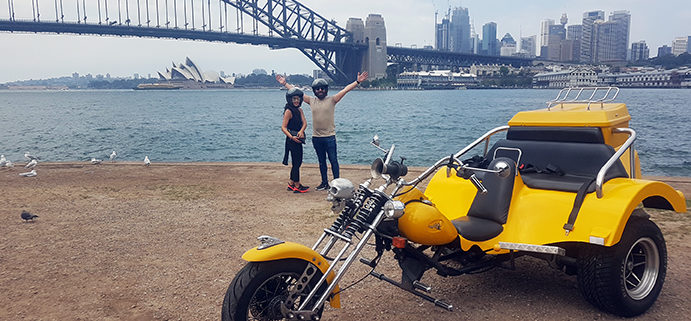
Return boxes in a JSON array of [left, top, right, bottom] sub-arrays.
[[19, 169, 37, 177], [109, 151, 117, 162], [91, 158, 103, 165], [21, 210, 39, 222], [25, 159, 38, 169], [24, 152, 40, 161], [144, 156, 151, 166]]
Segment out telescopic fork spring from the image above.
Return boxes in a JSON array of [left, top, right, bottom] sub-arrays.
[[343, 191, 387, 239], [328, 186, 371, 234]]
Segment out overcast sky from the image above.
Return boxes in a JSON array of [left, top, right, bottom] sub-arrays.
[[0, 0, 689, 83]]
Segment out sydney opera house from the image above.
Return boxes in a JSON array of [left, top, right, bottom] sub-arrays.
[[156, 57, 235, 88]]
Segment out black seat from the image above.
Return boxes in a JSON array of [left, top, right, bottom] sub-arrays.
[[453, 158, 516, 242], [486, 139, 628, 193]]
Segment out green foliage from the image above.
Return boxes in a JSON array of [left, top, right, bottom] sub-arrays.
[[88, 78, 157, 89], [631, 53, 691, 69], [235, 73, 313, 87]]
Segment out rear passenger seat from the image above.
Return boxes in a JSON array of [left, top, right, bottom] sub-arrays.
[[484, 127, 629, 193]]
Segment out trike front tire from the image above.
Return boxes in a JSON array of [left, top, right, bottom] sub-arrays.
[[221, 259, 324, 321], [577, 217, 667, 317]]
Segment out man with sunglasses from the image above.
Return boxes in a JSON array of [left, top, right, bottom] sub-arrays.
[[276, 71, 369, 190]]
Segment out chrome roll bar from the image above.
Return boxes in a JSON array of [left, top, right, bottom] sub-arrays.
[[595, 128, 636, 198]]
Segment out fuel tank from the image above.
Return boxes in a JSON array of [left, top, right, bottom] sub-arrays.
[[397, 195, 458, 245]]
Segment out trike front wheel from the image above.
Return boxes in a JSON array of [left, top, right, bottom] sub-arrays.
[[221, 259, 324, 321]]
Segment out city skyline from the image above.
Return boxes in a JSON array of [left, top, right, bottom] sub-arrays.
[[0, 0, 689, 83]]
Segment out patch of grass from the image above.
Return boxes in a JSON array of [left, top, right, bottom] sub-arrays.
[[153, 184, 215, 201]]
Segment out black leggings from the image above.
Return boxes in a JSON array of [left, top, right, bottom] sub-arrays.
[[285, 138, 303, 182]]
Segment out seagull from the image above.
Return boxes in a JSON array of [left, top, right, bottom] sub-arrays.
[[109, 151, 117, 162], [0, 155, 7, 167], [19, 169, 37, 177], [144, 156, 151, 166], [24, 152, 40, 161], [91, 158, 102, 165], [21, 210, 39, 222], [25, 159, 38, 169], [2, 160, 14, 168]]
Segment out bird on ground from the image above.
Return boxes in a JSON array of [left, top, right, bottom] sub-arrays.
[[109, 151, 117, 162], [24, 152, 39, 161], [0, 155, 7, 167], [91, 158, 103, 165], [2, 159, 14, 168], [25, 159, 38, 169], [144, 156, 151, 166], [19, 170, 37, 177], [21, 210, 39, 222]]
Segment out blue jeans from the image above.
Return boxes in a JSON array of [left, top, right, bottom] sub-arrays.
[[312, 135, 339, 185]]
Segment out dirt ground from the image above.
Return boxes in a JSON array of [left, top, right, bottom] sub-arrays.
[[1, 162, 689, 321]]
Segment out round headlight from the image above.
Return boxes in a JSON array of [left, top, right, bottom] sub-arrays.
[[383, 200, 405, 219]]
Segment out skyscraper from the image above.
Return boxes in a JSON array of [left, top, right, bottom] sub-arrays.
[[520, 36, 537, 57], [608, 11, 631, 62], [435, 12, 451, 51], [672, 36, 691, 56], [539, 19, 555, 53], [630, 41, 649, 62], [450, 7, 472, 53], [482, 22, 498, 56], [500, 33, 517, 56], [567, 25, 582, 62], [580, 10, 605, 63], [657, 45, 672, 57]]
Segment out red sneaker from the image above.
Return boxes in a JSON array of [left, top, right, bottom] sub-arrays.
[[293, 185, 309, 193]]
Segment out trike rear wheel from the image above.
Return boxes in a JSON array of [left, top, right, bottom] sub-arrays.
[[577, 217, 667, 317]]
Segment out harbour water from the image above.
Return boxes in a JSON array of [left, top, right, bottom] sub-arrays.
[[0, 88, 689, 176]]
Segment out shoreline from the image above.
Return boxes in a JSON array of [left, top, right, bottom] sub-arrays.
[[6, 161, 691, 196]]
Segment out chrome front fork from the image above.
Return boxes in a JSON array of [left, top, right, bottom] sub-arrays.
[[298, 210, 386, 313]]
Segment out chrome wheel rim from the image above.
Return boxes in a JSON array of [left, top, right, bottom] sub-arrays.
[[624, 237, 659, 300], [248, 272, 299, 321]]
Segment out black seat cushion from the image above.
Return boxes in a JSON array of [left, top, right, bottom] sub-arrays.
[[486, 139, 628, 193], [452, 216, 503, 242], [521, 173, 597, 193]]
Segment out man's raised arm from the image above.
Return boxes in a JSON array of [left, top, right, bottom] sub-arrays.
[[276, 74, 310, 104], [333, 72, 368, 104]]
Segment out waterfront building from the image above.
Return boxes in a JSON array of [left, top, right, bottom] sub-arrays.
[[630, 41, 650, 62], [580, 10, 605, 63], [657, 45, 672, 57], [470, 64, 518, 77], [672, 36, 691, 56], [520, 36, 537, 58], [157, 57, 235, 87], [532, 68, 597, 89], [397, 70, 476, 89], [482, 22, 499, 56], [598, 67, 691, 88]]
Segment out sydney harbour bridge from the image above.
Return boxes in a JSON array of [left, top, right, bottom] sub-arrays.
[[0, 0, 532, 85]]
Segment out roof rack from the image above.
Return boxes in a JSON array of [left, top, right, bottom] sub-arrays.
[[547, 87, 620, 110]]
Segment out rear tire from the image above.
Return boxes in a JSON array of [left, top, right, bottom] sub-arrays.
[[221, 259, 324, 321], [577, 217, 667, 317]]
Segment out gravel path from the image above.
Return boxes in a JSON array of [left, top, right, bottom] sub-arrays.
[[1, 163, 689, 320]]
